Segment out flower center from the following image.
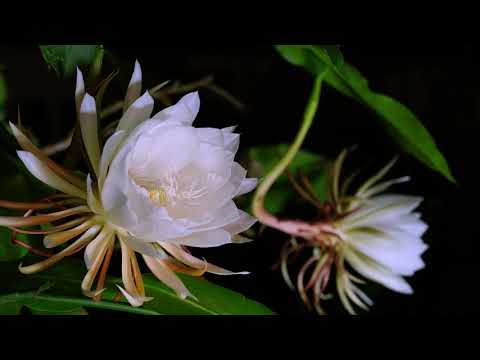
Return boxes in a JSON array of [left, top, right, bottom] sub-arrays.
[[148, 188, 168, 205], [131, 171, 208, 207]]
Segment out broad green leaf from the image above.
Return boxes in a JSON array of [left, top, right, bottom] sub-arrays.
[[0, 292, 88, 315], [39, 45, 103, 78], [0, 259, 275, 315], [275, 45, 454, 182], [0, 292, 156, 315], [249, 144, 328, 213]]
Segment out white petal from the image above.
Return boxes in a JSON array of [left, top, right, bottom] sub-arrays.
[[98, 130, 126, 190], [84, 226, 108, 269], [346, 229, 426, 276], [75, 67, 85, 116], [82, 230, 114, 297], [344, 246, 413, 294], [43, 219, 96, 249], [123, 60, 142, 114], [169, 229, 232, 248], [361, 176, 410, 198], [340, 195, 423, 231], [79, 94, 101, 175], [223, 132, 240, 154], [177, 91, 200, 122], [189, 201, 240, 232], [117, 91, 154, 134], [221, 210, 257, 235], [206, 262, 250, 275], [132, 126, 199, 176], [20, 225, 102, 275], [118, 233, 168, 260], [151, 91, 200, 125], [116, 285, 153, 307], [235, 178, 257, 197], [222, 125, 236, 133], [17, 151, 86, 199], [192, 142, 232, 176], [9, 121, 86, 190], [102, 185, 137, 229], [143, 255, 195, 300], [86, 174, 102, 214], [196, 128, 225, 147]]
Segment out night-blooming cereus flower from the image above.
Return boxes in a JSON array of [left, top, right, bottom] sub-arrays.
[[0, 61, 257, 307], [280, 149, 428, 314]]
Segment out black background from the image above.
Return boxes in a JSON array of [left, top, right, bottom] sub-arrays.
[[0, 45, 478, 315]]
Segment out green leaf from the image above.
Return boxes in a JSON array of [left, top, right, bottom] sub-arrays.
[[0, 225, 29, 262], [0, 259, 275, 315], [275, 45, 454, 182], [0, 292, 156, 315], [249, 144, 328, 213], [39, 45, 103, 78]]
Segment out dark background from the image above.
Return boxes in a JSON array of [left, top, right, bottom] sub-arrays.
[[0, 45, 478, 315]]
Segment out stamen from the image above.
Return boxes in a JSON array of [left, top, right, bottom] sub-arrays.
[[148, 188, 168, 205]]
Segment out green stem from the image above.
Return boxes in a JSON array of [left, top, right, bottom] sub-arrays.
[[252, 74, 324, 218]]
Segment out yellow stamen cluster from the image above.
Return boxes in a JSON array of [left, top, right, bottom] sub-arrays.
[[148, 188, 168, 205]]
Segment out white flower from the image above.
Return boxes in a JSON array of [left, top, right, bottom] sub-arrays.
[[333, 192, 428, 314], [279, 150, 428, 314], [100, 87, 257, 251], [0, 60, 257, 307]]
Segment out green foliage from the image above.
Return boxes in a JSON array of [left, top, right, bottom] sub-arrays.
[[275, 45, 454, 183], [39, 45, 103, 78], [249, 144, 328, 213], [0, 259, 275, 315], [0, 292, 88, 315]]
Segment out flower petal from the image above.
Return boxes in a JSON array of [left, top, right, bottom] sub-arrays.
[[169, 229, 232, 248], [123, 60, 142, 114], [10, 121, 86, 190], [160, 243, 248, 275], [235, 178, 257, 197], [343, 246, 413, 294], [116, 285, 153, 307], [87, 174, 103, 214], [79, 94, 101, 175], [118, 233, 168, 260], [81, 229, 114, 297], [17, 151, 86, 199], [75, 67, 85, 116], [151, 91, 199, 125], [98, 130, 126, 190], [19, 225, 102, 274], [340, 195, 423, 231], [221, 210, 257, 235], [84, 226, 109, 270], [43, 218, 96, 248], [117, 91, 154, 135], [143, 255, 195, 300]]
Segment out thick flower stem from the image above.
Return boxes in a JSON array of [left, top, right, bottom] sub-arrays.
[[252, 74, 324, 232]]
